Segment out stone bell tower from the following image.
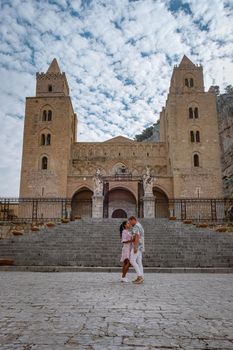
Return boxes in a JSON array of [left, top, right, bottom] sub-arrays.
[[160, 55, 223, 198], [19, 58, 77, 197]]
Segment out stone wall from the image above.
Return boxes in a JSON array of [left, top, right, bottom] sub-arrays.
[[217, 93, 233, 197]]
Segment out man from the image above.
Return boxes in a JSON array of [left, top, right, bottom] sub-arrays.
[[129, 216, 144, 284]]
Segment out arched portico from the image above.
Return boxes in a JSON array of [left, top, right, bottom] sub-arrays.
[[71, 187, 93, 219], [153, 186, 169, 218], [106, 187, 137, 219]]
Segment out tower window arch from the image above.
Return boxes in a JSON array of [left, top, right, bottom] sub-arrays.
[[193, 154, 200, 167], [190, 130, 200, 143], [188, 105, 199, 119], [41, 156, 48, 170], [185, 76, 194, 88], [40, 133, 51, 146], [41, 107, 53, 122]]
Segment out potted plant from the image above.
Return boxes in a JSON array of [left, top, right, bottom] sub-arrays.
[[0, 259, 15, 266], [12, 229, 24, 236], [31, 225, 40, 232], [46, 221, 56, 228], [183, 219, 192, 224], [216, 226, 227, 233], [61, 218, 70, 224], [169, 216, 176, 221], [198, 223, 208, 228]]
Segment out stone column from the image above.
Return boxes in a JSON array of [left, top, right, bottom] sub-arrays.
[[92, 195, 104, 218], [143, 195, 155, 218]]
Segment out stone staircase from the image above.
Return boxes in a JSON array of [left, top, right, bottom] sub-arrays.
[[0, 219, 233, 267]]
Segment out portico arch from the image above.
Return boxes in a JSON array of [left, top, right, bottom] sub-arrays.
[[153, 187, 169, 218], [107, 187, 137, 219], [112, 209, 127, 218], [71, 187, 93, 219]]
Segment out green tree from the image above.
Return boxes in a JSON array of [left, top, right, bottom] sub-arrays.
[[135, 125, 154, 142], [224, 85, 233, 94]]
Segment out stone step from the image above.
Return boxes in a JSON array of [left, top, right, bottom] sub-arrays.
[[0, 219, 233, 267]]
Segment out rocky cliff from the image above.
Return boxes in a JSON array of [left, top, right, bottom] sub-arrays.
[[217, 93, 233, 197]]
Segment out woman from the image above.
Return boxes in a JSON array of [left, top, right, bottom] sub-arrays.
[[120, 221, 132, 283]]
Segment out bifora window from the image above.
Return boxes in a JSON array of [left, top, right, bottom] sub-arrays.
[[185, 78, 194, 87], [42, 109, 52, 121], [189, 107, 199, 119], [190, 130, 200, 143], [41, 133, 51, 146]]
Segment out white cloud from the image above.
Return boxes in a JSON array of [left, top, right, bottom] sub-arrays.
[[0, 0, 233, 195]]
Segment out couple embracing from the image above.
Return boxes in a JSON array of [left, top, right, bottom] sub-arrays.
[[120, 216, 144, 284]]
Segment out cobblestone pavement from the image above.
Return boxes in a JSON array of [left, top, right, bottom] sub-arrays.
[[0, 272, 233, 350]]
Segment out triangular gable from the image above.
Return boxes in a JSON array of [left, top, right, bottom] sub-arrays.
[[179, 55, 195, 68], [103, 136, 135, 143], [47, 58, 61, 74]]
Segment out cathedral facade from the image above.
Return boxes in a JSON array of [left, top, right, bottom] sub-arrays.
[[19, 56, 223, 219]]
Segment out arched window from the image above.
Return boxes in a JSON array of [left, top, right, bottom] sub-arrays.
[[42, 156, 48, 170], [48, 84, 52, 92], [189, 107, 193, 119], [41, 108, 52, 122], [185, 77, 194, 88], [41, 134, 46, 145], [194, 107, 198, 118], [190, 130, 200, 143], [46, 134, 51, 145], [48, 110, 52, 121], [190, 131, 195, 143], [42, 110, 47, 121], [193, 154, 199, 167]]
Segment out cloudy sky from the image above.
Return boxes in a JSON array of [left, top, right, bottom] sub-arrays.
[[0, 0, 233, 196]]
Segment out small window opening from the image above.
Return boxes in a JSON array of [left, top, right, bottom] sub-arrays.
[[190, 131, 195, 143], [196, 131, 200, 143], [194, 154, 199, 167], [48, 110, 52, 121], [194, 107, 198, 119], [48, 84, 52, 92], [42, 156, 48, 170], [41, 134, 46, 145], [42, 110, 47, 121], [189, 107, 193, 119], [46, 134, 51, 145]]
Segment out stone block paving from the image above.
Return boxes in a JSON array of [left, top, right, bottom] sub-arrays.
[[0, 272, 233, 350]]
